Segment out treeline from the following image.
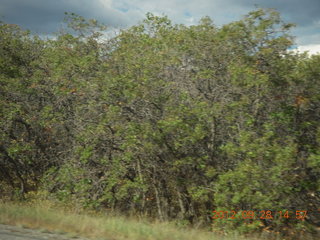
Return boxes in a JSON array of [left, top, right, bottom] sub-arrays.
[[0, 9, 319, 237]]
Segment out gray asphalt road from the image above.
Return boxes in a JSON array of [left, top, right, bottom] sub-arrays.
[[0, 224, 89, 240]]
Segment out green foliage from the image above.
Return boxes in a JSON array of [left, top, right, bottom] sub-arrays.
[[1, 8, 319, 238]]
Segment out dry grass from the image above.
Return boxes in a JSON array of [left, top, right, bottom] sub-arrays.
[[0, 202, 252, 240]]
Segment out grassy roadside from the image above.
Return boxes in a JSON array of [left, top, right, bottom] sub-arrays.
[[0, 202, 250, 240]]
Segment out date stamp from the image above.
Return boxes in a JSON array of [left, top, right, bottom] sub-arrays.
[[212, 210, 308, 220]]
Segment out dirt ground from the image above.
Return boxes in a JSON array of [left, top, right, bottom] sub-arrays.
[[0, 224, 91, 240]]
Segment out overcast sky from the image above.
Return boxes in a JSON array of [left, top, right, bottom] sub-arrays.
[[1, 0, 319, 54]]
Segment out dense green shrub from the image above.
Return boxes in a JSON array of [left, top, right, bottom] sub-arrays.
[[1, 9, 319, 237]]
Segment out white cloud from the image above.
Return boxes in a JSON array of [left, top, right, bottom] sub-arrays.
[[129, 0, 249, 23], [296, 44, 320, 55], [1, 0, 319, 47], [98, 0, 112, 8]]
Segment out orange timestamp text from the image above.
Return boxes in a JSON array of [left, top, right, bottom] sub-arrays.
[[212, 210, 308, 220]]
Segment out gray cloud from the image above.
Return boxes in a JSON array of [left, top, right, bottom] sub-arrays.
[[218, 0, 320, 45], [224, 0, 320, 26], [0, 0, 319, 47], [0, 0, 130, 33], [113, 0, 319, 46]]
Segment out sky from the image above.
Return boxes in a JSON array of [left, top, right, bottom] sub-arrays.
[[1, 0, 319, 54]]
